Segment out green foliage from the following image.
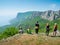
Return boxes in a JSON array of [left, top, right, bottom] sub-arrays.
[[0, 26, 18, 40]]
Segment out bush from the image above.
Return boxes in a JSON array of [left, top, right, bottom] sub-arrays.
[[0, 26, 18, 40]]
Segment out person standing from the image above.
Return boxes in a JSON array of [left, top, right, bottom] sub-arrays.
[[46, 23, 50, 36], [27, 28, 32, 34], [53, 23, 58, 36], [19, 27, 24, 34], [35, 21, 39, 34]]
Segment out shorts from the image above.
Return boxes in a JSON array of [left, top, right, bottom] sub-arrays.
[[54, 29, 57, 32]]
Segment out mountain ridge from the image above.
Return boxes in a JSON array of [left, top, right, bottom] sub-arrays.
[[10, 10, 60, 25], [17, 10, 60, 21]]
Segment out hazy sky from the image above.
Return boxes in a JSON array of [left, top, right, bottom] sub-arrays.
[[0, 0, 60, 26]]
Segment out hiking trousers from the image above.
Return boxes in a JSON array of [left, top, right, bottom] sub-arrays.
[[35, 29, 39, 34], [46, 30, 49, 36]]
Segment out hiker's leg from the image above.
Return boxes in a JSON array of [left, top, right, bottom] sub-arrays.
[[46, 30, 47, 35], [55, 31, 56, 36], [22, 31, 24, 34], [48, 31, 49, 36], [30, 30, 32, 34], [53, 31, 55, 36], [46, 30, 47, 36], [47, 31, 49, 36], [54, 31, 56, 36], [29, 30, 31, 34], [37, 29, 38, 34], [36, 29, 38, 34], [35, 29, 37, 34]]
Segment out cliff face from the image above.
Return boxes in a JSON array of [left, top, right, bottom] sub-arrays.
[[16, 10, 60, 21]]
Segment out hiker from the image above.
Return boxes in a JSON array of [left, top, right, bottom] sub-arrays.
[[27, 28, 32, 34], [53, 23, 58, 36], [35, 21, 39, 34], [46, 23, 50, 36], [19, 27, 24, 34]]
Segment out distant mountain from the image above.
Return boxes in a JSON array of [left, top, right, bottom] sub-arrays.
[[0, 10, 60, 33], [9, 10, 60, 29], [0, 10, 59, 31], [10, 10, 60, 23], [11, 10, 60, 23]]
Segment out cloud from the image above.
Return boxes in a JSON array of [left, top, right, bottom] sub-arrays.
[[50, 4, 56, 10], [51, 4, 56, 8], [0, 9, 17, 16]]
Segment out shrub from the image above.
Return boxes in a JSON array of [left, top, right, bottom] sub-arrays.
[[0, 26, 18, 40]]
